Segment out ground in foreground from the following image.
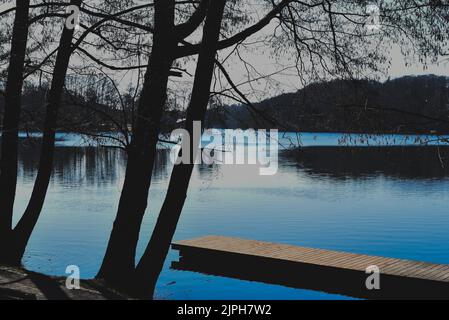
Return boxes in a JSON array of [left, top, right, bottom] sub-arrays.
[[0, 265, 128, 300]]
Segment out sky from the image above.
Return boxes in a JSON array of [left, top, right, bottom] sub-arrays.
[[388, 45, 448, 80]]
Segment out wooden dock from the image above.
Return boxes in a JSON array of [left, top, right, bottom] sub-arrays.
[[172, 236, 449, 299]]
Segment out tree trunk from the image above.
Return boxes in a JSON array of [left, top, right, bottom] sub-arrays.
[[133, 0, 227, 298], [0, 0, 30, 257], [4, 0, 84, 266], [96, 0, 176, 288]]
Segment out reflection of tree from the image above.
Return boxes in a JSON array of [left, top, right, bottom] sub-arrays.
[[285, 147, 449, 180], [16, 145, 172, 188]]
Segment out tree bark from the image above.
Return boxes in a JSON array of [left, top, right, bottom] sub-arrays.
[[132, 0, 227, 299], [4, 0, 84, 266], [96, 0, 177, 288], [0, 0, 30, 254]]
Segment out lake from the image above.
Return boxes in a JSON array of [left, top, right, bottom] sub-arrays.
[[12, 132, 449, 299]]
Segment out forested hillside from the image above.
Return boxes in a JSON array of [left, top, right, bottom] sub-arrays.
[[1, 74, 448, 134], [206, 75, 449, 133]]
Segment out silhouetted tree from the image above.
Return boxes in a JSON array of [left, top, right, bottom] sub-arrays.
[[132, 0, 227, 298], [0, 0, 30, 249], [0, 0, 84, 265], [96, 0, 181, 287]]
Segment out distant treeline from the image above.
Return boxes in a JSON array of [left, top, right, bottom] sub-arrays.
[[0, 78, 183, 134], [206, 75, 449, 134], [1, 74, 449, 134]]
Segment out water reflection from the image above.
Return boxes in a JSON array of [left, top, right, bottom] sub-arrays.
[[15, 137, 449, 184], [285, 146, 449, 180], [12, 140, 449, 300], [18, 144, 449, 188], [17, 144, 173, 186]]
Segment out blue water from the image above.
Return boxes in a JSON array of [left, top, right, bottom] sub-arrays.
[[12, 132, 449, 300]]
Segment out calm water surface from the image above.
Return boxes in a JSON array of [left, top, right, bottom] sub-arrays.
[[13, 133, 449, 300]]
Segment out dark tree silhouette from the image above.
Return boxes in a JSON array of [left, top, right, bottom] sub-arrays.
[[0, 0, 84, 265], [132, 0, 227, 298], [96, 0, 180, 287], [0, 0, 30, 249]]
